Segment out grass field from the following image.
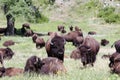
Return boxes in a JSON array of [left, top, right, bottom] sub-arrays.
[[0, 0, 120, 80]]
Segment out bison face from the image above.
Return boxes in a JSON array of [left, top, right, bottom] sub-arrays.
[[79, 46, 91, 66], [4, 48, 14, 59], [34, 57, 45, 69], [50, 36, 66, 61]]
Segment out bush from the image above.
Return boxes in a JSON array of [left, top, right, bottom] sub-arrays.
[[97, 7, 120, 23]]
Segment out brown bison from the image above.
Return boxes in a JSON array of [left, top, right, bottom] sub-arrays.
[[45, 34, 66, 61], [32, 34, 45, 49], [32, 34, 38, 43], [111, 40, 120, 53], [70, 48, 81, 60], [22, 23, 30, 29], [63, 31, 83, 43], [109, 52, 120, 74], [101, 39, 109, 46], [73, 36, 84, 47], [3, 40, 15, 47], [35, 37, 45, 49], [78, 36, 100, 67], [40, 57, 66, 75], [0, 47, 14, 67], [24, 56, 44, 74], [109, 52, 120, 68], [0, 67, 23, 77]]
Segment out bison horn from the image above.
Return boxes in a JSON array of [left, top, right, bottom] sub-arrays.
[[50, 40, 54, 45], [64, 39, 66, 44]]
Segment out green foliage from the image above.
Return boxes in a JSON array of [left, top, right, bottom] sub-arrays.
[[98, 7, 120, 23], [0, 0, 49, 23], [84, 0, 102, 10]]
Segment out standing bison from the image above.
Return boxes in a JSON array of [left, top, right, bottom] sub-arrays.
[[78, 36, 100, 67], [111, 40, 120, 53], [45, 34, 66, 61], [0, 47, 14, 67]]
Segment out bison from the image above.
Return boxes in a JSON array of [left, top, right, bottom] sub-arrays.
[[35, 37, 45, 49], [0, 47, 14, 67], [22, 23, 30, 29], [101, 39, 109, 46], [0, 67, 23, 77], [111, 40, 120, 53], [72, 36, 84, 47], [40, 57, 66, 75], [109, 52, 120, 74], [70, 48, 81, 60], [45, 34, 66, 61], [78, 36, 100, 67], [24, 56, 44, 74], [63, 31, 83, 43], [3, 40, 15, 47], [75, 26, 81, 31], [32, 34, 45, 49]]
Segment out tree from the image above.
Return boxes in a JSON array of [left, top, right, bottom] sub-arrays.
[[0, 0, 48, 36]]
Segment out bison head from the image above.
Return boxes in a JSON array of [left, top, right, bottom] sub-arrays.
[[50, 36, 66, 61], [4, 47, 14, 60], [79, 45, 91, 66]]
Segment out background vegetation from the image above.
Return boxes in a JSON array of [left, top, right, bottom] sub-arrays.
[[0, 0, 120, 80]]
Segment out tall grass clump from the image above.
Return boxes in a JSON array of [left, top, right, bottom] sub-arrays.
[[97, 6, 120, 23]]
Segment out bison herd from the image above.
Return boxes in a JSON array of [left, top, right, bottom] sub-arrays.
[[0, 23, 120, 77]]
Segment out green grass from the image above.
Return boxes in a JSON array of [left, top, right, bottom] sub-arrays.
[[0, 0, 120, 80]]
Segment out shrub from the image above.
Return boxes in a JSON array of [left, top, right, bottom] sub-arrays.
[[97, 7, 120, 23]]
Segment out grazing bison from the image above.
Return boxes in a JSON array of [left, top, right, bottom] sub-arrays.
[[45, 35, 66, 61], [70, 48, 81, 60], [3, 40, 15, 47], [101, 39, 109, 46], [78, 36, 100, 67], [0, 47, 14, 67], [0, 67, 23, 77], [24, 56, 44, 74], [111, 40, 120, 53], [40, 57, 66, 75]]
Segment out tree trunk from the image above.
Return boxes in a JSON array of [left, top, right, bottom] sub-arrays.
[[5, 14, 15, 36]]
